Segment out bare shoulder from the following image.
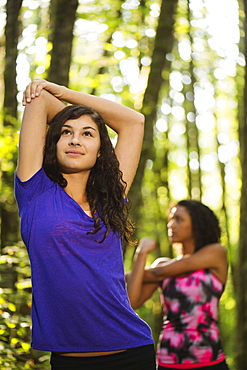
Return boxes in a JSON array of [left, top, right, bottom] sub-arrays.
[[201, 244, 228, 284], [217, 244, 228, 257], [199, 243, 228, 259]]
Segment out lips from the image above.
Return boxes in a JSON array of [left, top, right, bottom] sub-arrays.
[[168, 229, 174, 237], [65, 150, 84, 155]]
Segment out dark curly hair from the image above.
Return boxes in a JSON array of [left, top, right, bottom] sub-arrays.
[[176, 200, 221, 252], [43, 104, 134, 243]]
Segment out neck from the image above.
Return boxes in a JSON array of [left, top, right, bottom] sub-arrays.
[[62, 172, 89, 208], [181, 242, 195, 255]]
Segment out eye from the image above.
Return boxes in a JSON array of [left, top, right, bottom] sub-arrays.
[[83, 131, 93, 137], [61, 129, 71, 136]]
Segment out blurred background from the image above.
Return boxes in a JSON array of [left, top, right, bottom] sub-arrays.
[[0, 0, 245, 368]]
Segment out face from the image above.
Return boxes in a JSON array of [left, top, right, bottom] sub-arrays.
[[167, 205, 194, 248], [56, 115, 101, 174]]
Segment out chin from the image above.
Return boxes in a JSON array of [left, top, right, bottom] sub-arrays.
[[170, 237, 181, 244]]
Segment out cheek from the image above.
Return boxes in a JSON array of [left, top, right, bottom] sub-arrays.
[[56, 136, 68, 150], [185, 226, 193, 236], [56, 138, 62, 149], [56, 143, 62, 157], [91, 141, 101, 156]]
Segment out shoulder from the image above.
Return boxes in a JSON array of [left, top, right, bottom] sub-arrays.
[[15, 168, 55, 208], [197, 243, 227, 259], [199, 244, 228, 285]]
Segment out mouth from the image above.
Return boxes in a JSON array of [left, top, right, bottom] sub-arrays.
[[65, 150, 84, 156], [168, 229, 174, 237]]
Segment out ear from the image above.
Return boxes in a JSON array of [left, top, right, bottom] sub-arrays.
[[97, 151, 101, 158]]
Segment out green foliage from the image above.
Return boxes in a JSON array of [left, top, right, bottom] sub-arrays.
[[0, 119, 19, 210], [0, 0, 242, 367], [0, 244, 50, 369], [219, 275, 237, 370]]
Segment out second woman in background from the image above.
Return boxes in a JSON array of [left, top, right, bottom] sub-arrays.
[[127, 200, 230, 370]]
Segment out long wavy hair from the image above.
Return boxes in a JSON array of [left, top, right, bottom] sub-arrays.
[[176, 200, 221, 252], [43, 104, 134, 243]]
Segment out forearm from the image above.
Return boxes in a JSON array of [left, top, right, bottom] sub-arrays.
[[127, 250, 149, 308], [42, 89, 65, 122], [17, 90, 65, 181], [142, 267, 164, 283], [142, 251, 214, 282], [59, 86, 144, 133], [23, 79, 144, 132], [22, 79, 144, 192]]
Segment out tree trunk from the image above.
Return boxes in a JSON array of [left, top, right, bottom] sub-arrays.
[[48, 0, 79, 86], [1, 0, 23, 249], [236, 0, 247, 368], [129, 0, 179, 222], [3, 0, 22, 120], [187, 13, 202, 200]]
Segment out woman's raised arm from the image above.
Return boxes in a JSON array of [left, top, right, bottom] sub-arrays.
[[17, 84, 65, 182], [143, 243, 228, 285], [23, 79, 145, 194], [126, 238, 162, 309]]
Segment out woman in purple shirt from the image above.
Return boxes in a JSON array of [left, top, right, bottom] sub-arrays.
[[16, 79, 155, 370]]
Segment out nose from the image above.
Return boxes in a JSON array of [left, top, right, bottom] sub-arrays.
[[69, 135, 81, 146], [167, 219, 174, 237], [167, 219, 173, 228]]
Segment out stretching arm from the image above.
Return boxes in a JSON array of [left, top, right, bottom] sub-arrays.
[[126, 238, 164, 309], [17, 89, 65, 181], [22, 79, 145, 193], [143, 243, 228, 285]]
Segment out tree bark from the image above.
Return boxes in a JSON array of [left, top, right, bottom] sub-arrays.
[[1, 0, 23, 248], [3, 0, 22, 120], [236, 0, 247, 368], [129, 0, 179, 222], [48, 0, 79, 86]]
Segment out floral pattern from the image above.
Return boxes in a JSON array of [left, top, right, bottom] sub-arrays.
[[157, 269, 225, 365]]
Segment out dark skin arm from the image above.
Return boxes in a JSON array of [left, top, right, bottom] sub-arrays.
[[143, 243, 228, 284], [126, 238, 169, 309], [127, 239, 228, 309]]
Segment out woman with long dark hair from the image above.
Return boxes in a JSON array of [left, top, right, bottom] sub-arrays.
[[127, 200, 229, 370], [15, 79, 155, 370]]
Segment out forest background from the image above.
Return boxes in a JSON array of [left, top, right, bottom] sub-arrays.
[[0, 0, 247, 369]]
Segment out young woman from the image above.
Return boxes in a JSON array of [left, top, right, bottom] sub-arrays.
[[15, 79, 155, 370], [127, 200, 230, 370]]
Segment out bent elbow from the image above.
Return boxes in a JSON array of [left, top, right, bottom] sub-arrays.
[[129, 298, 143, 310], [138, 113, 145, 130]]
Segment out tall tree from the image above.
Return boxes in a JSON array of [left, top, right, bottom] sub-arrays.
[[236, 0, 247, 368], [48, 0, 79, 86], [186, 2, 202, 199], [129, 0, 179, 223], [1, 0, 23, 248]]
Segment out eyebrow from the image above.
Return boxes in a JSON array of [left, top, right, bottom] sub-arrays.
[[62, 124, 97, 131]]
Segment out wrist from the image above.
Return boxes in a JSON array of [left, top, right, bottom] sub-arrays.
[[59, 85, 68, 100], [135, 248, 149, 257]]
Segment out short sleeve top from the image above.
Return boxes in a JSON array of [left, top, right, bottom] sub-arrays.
[[15, 168, 153, 352]]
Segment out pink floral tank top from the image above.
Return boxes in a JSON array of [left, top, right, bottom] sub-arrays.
[[157, 269, 226, 367]]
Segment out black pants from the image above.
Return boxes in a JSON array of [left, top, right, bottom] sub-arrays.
[[158, 359, 230, 370], [50, 344, 156, 370]]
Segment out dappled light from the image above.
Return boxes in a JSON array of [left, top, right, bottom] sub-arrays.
[[0, 0, 245, 368]]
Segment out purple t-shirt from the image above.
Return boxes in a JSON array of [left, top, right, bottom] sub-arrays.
[[14, 168, 153, 352]]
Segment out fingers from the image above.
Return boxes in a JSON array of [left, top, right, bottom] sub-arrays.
[[141, 237, 156, 248], [22, 79, 46, 106], [137, 237, 156, 254]]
